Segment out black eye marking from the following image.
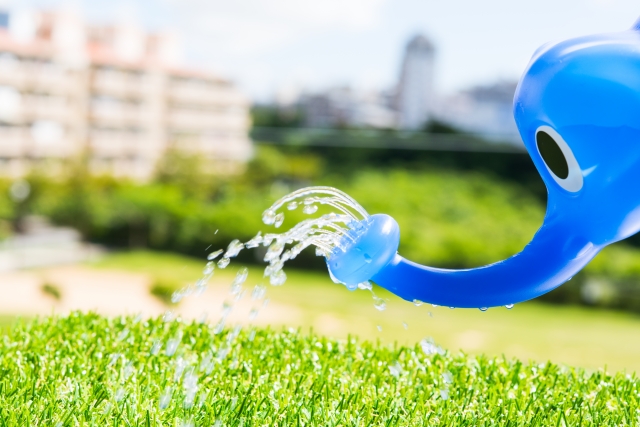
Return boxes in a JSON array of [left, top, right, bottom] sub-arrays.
[[537, 131, 569, 179]]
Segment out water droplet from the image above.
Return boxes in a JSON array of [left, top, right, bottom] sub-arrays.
[[363, 253, 372, 263], [373, 297, 386, 311], [479, 307, 488, 312], [413, 299, 423, 307], [115, 387, 125, 402], [420, 337, 445, 356], [150, 340, 162, 355], [269, 270, 287, 286], [217, 257, 230, 269], [251, 284, 266, 300], [171, 290, 184, 304], [442, 371, 453, 384], [117, 329, 129, 341], [245, 232, 263, 248], [123, 363, 135, 380], [274, 212, 285, 228], [376, 325, 382, 332], [315, 247, 329, 257], [108, 353, 121, 367], [162, 310, 174, 323], [389, 362, 403, 378], [213, 320, 225, 335], [357, 281, 372, 291], [165, 337, 180, 357], [207, 249, 223, 261], [302, 204, 318, 214], [287, 201, 298, 210], [203, 261, 215, 275], [225, 240, 244, 258], [262, 209, 277, 225], [230, 267, 248, 294], [261, 235, 274, 247], [440, 388, 449, 400], [221, 301, 233, 318], [449, 307, 455, 310], [402, 322, 408, 330], [264, 241, 284, 262], [345, 282, 358, 291], [428, 311, 433, 317], [505, 304, 514, 310], [183, 372, 198, 409], [249, 308, 259, 321], [159, 386, 172, 410]]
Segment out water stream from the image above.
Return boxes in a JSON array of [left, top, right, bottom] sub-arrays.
[[111, 186, 449, 414]]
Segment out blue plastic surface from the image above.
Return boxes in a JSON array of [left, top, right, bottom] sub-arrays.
[[327, 23, 640, 308]]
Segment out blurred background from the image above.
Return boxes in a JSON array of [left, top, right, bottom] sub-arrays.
[[1, 0, 640, 372]]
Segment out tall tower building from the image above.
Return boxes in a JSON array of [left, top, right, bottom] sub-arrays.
[[397, 34, 435, 130]]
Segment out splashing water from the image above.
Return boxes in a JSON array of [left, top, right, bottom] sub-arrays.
[[207, 249, 223, 261], [149, 186, 460, 419], [159, 386, 172, 410], [420, 337, 445, 356], [260, 187, 369, 266]]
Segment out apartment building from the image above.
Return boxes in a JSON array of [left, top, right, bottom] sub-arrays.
[[0, 8, 252, 180]]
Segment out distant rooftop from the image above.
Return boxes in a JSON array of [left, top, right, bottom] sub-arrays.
[[406, 34, 435, 52]]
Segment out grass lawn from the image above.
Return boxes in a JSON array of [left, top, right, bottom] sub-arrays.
[[2, 312, 638, 426], [0, 314, 22, 332], [88, 250, 640, 374]]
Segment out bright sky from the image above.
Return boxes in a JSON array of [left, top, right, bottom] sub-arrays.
[[15, 0, 640, 101]]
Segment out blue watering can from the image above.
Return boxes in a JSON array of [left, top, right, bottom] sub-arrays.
[[327, 20, 640, 308]]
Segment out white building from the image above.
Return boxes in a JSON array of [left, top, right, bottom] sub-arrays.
[[436, 80, 521, 144], [0, 7, 252, 180], [299, 86, 397, 129], [397, 34, 436, 130]]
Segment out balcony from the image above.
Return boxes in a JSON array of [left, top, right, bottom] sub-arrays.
[[29, 64, 76, 93], [89, 130, 163, 158], [0, 126, 27, 157], [167, 109, 249, 132], [92, 70, 148, 99], [23, 95, 72, 123], [0, 124, 75, 159], [168, 82, 247, 107], [91, 100, 150, 127], [0, 63, 27, 89]]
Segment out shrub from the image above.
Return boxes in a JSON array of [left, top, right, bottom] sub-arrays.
[[41, 282, 62, 301], [150, 279, 181, 305]]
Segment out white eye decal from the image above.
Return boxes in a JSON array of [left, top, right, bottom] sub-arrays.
[[535, 126, 583, 192]]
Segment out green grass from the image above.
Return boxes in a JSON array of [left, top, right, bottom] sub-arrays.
[[0, 315, 20, 332], [87, 250, 640, 374], [2, 312, 639, 426]]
